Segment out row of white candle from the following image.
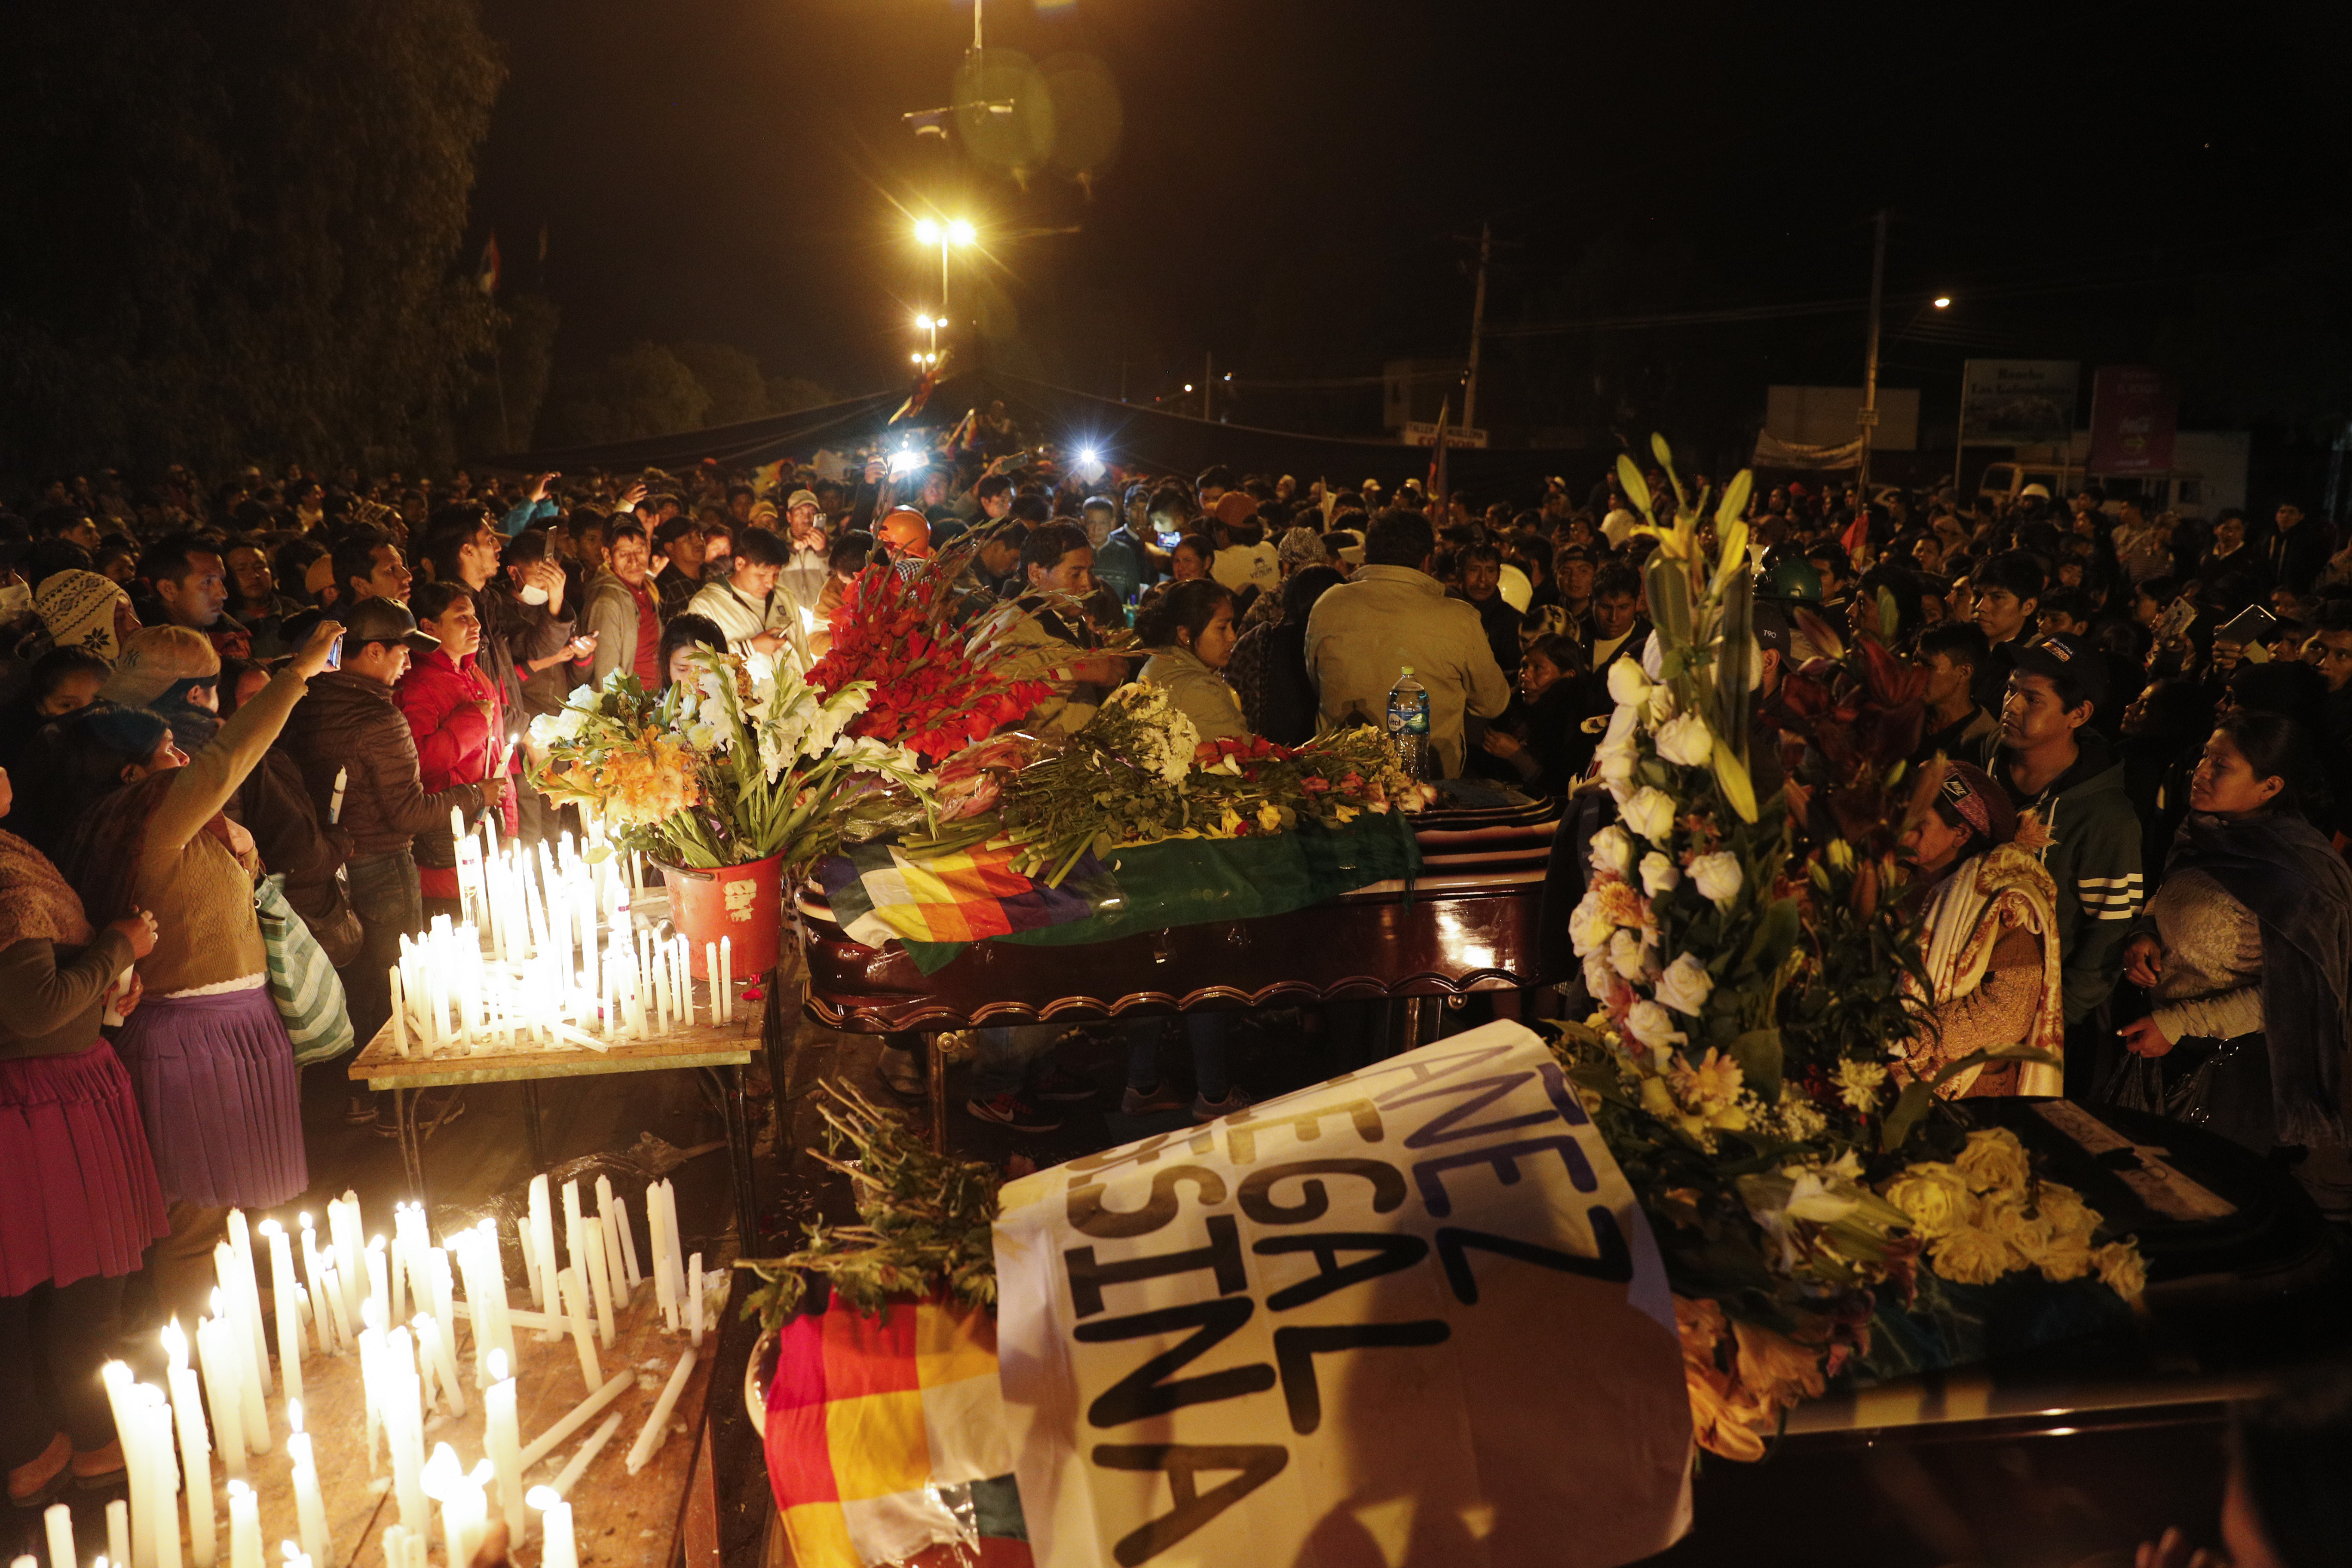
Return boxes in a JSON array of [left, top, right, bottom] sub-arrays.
[[387, 916, 733, 1058], [80, 1171, 715, 1568]]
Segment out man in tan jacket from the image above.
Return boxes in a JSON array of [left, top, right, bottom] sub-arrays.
[[1304, 508, 1511, 778]]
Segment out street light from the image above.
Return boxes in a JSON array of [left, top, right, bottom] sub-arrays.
[[914, 216, 977, 309], [1933, 296, 1952, 309]]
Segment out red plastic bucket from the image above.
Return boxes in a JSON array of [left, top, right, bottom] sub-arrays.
[[658, 853, 784, 979]]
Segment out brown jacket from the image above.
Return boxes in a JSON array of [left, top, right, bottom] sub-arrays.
[[279, 671, 489, 860]]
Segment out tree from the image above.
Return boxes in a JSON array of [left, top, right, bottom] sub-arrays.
[[0, 0, 504, 477], [671, 342, 771, 428], [543, 343, 713, 447]]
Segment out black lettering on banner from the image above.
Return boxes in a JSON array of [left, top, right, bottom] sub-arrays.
[[1412, 1135, 1598, 1216], [1224, 1100, 1383, 1166], [1236, 1159, 1408, 1225], [1081, 1297, 1278, 1427], [1271, 1322, 1452, 1434], [1253, 1232, 1429, 1312], [1382, 1072, 1561, 1149], [1537, 1059, 1591, 1127], [1067, 1166, 1228, 1238], [1434, 1208, 1634, 1305], [1065, 1213, 1249, 1319], [1091, 1444, 1290, 1568]]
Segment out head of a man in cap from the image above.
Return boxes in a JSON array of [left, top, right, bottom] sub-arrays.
[[1999, 634, 2103, 759], [100, 626, 222, 714]]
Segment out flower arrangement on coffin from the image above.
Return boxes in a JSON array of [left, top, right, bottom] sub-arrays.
[[1547, 435, 2148, 1462], [802, 542, 1064, 764], [529, 647, 931, 872], [906, 683, 1428, 885]]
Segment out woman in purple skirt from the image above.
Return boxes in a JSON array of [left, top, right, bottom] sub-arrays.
[[46, 621, 342, 1326], [0, 764, 168, 1506]]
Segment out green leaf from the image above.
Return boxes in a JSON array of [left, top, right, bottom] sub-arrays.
[[1739, 897, 1801, 980], [1879, 1079, 1937, 1153], [1616, 453, 1653, 518], [1730, 1027, 1782, 1103], [1646, 551, 1693, 644]]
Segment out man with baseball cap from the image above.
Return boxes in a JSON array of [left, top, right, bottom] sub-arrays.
[[1995, 632, 2143, 1093], [282, 596, 499, 1126]]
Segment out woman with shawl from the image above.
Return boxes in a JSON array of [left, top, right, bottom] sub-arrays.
[[46, 620, 341, 1324], [1896, 762, 2068, 1097], [2117, 712, 2352, 1213], [0, 762, 167, 1501]]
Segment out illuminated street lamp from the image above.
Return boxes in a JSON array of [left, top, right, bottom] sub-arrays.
[[1933, 295, 1952, 309], [913, 216, 977, 309]]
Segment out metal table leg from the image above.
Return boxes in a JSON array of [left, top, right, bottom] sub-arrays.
[[707, 1065, 762, 1249], [927, 1034, 949, 1155], [521, 1078, 546, 1173], [393, 1086, 429, 1207]]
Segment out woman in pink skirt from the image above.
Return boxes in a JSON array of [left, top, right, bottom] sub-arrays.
[[43, 621, 341, 1326], [0, 764, 168, 1506]]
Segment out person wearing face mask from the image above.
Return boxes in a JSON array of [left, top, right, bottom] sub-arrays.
[[39, 621, 341, 1327], [0, 757, 167, 1504], [688, 526, 801, 659], [1891, 762, 2067, 1097], [2113, 713, 2352, 1218]]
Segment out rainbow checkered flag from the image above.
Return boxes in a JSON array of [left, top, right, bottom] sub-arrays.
[[764, 1297, 1013, 1567]]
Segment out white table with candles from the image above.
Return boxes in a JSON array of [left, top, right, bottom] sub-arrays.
[[30, 1174, 727, 1568], [347, 814, 764, 1244]]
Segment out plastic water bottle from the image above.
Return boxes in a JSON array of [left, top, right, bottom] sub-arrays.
[[1386, 666, 1432, 780]]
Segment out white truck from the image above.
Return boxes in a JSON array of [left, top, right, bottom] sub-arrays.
[[1978, 429, 2248, 520]]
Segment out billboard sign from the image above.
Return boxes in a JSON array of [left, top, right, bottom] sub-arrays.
[[2086, 365, 2179, 475], [1959, 360, 2079, 447]]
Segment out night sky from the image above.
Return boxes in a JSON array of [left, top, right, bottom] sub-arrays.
[[470, 0, 2352, 434]]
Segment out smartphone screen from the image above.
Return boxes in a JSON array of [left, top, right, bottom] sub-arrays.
[[325, 635, 343, 671]]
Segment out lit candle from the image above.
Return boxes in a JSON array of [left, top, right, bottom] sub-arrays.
[[420, 1444, 487, 1568], [625, 1348, 699, 1475], [528, 1487, 578, 1568], [286, 1404, 330, 1568], [557, 1268, 600, 1392], [356, 1300, 386, 1477], [365, 1237, 390, 1341], [226, 1482, 260, 1568], [101, 1366, 154, 1568], [296, 1216, 334, 1355], [260, 1221, 302, 1409], [163, 1323, 216, 1568], [484, 1349, 525, 1542], [211, 1258, 270, 1457]]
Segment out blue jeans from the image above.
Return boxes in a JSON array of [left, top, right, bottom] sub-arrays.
[[342, 846, 423, 1050], [1125, 1014, 1230, 1101]]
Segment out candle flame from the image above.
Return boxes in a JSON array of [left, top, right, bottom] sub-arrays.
[[257, 1217, 282, 1237], [418, 1441, 464, 1500], [162, 1319, 189, 1367], [488, 1348, 509, 1382], [288, 1397, 303, 1433], [527, 1486, 564, 1511]]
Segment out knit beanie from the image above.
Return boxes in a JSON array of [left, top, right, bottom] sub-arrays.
[[36, 570, 130, 662]]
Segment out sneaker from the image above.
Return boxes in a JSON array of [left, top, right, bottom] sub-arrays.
[[965, 1092, 1063, 1133], [1028, 1063, 1099, 1103], [1193, 1087, 1255, 1124], [876, 1045, 928, 1100], [1120, 1080, 1190, 1115]]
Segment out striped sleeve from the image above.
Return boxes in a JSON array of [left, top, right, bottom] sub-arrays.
[[2078, 872, 2144, 921]]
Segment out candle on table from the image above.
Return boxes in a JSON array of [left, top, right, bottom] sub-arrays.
[[259, 1222, 302, 1409], [285, 1403, 330, 1568], [388, 1231, 409, 1327], [556, 1268, 600, 1392], [193, 1317, 246, 1483], [109, 1501, 131, 1568], [595, 1176, 633, 1301], [484, 1349, 526, 1543], [296, 1216, 334, 1355], [689, 1251, 704, 1348], [225, 1213, 271, 1397], [648, 1180, 677, 1330], [356, 1300, 386, 1476], [613, 1191, 643, 1290], [419, 1445, 487, 1568], [720, 935, 732, 1023], [518, 1371, 631, 1470], [560, 1179, 587, 1295], [43, 1503, 72, 1568], [528, 1488, 578, 1568], [583, 1213, 616, 1349], [660, 1180, 688, 1317], [471, 1219, 517, 1369], [548, 1409, 624, 1498], [416, 1313, 466, 1418], [384, 1328, 428, 1536], [318, 1266, 353, 1352], [389, 965, 409, 1055], [625, 1348, 699, 1475], [364, 1238, 391, 1341], [513, 1213, 539, 1314], [162, 1323, 215, 1568], [527, 1176, 560, 1317], [225, 1483, 260, 1568]]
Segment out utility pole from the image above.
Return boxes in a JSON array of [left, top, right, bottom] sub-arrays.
[[1461, 221, 1492, 434], [1857, 207, 1887, 502], [1204, 351, 1213, 422]]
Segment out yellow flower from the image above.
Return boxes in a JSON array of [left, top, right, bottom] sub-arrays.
[[1956, 1128, 2032, 1194], [1670, 1048, 1745, 1114], [2095, 1241, 2148, 1301], [1834, 1058, 1888, 1113], [1883, 1162, 1976, 1240], [1733, 1320, 1828, 1406], [1214, 805, 1244, 836], [1255, 802, 1283, 833], [1929, 1225, 2023, 1286]]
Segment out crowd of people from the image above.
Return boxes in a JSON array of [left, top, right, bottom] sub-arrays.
[[0, 434, 2348, 1523]]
